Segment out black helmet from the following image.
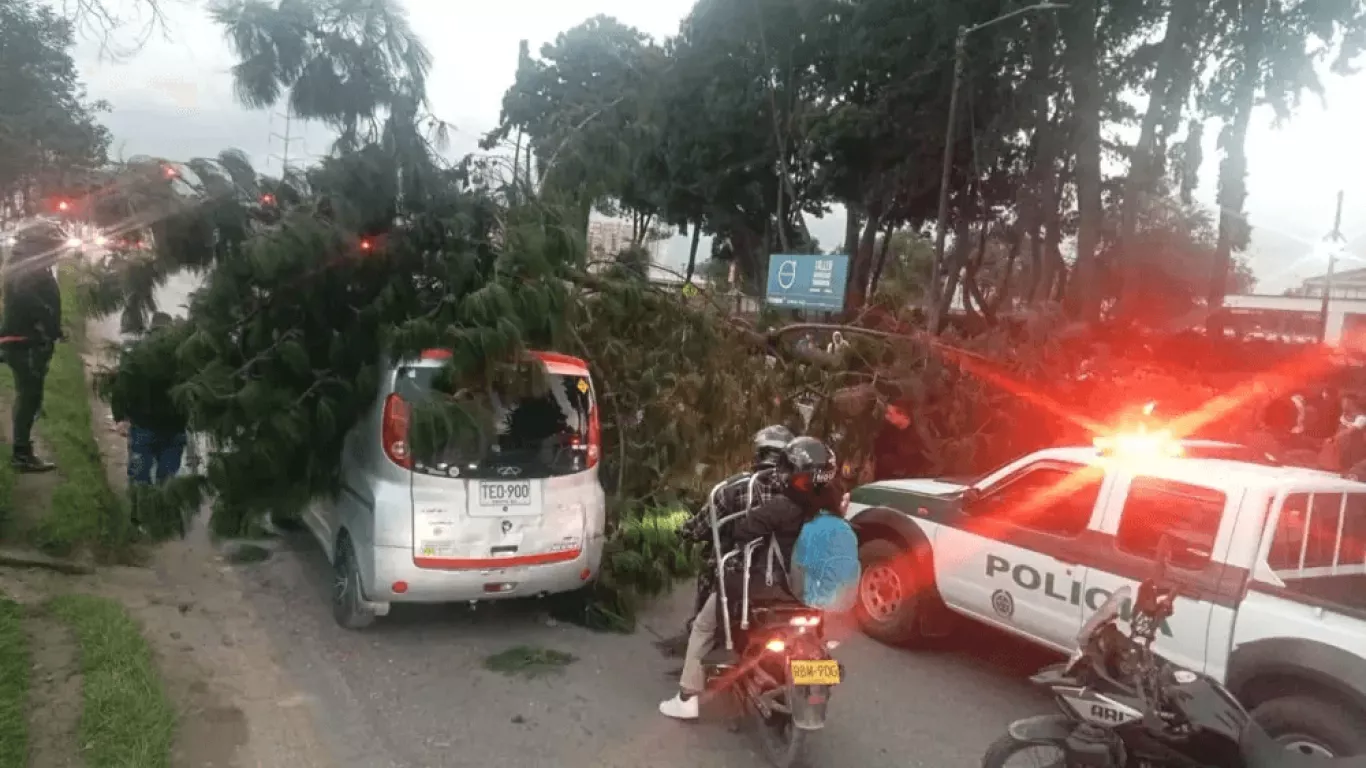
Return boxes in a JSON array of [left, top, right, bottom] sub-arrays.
[[777, 436, 837, 493], [753, 425, 795, 469]]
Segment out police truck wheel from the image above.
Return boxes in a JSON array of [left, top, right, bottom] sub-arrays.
[[1251, 695, 1366, 757], [332, 535, 376, 630], [855, 539, 925, 646]]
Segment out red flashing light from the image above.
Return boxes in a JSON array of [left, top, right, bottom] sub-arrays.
[[56, 200, 70, 212], [359, 238, 373, 251], [260, 193, 276, 205], [163, 165, 178, 179], [419, 349, 453, 360]]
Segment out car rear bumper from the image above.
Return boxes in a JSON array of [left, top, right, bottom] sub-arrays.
[[365, 537, 604, 603]]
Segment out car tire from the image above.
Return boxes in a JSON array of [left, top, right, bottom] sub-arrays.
[[332, 535, 377, 630], [854, 538, 927, 646], [1252, 695, 1366, 757], [981, 732, 1067, 768]]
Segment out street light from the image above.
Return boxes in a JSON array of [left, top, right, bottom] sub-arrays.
[[927, 2, 1069, 332], [1317, 190, 1346, 343]]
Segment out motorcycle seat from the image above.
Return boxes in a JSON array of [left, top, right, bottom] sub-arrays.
[[1240, 721, 1366, 768]]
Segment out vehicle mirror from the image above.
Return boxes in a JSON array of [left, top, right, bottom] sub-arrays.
[[960, 487, 982, 509]]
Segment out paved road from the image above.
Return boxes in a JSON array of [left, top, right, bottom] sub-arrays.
[[239, 532, 1057, 768]]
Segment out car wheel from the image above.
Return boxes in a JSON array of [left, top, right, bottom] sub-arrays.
[[854, 538, 926, 646], [1252, 695, 1366, 757], [332, 535, 376, 630]]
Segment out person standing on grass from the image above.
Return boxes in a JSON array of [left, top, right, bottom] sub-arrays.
[[0, 221, 68, 474], [108, 312, 189, 492]]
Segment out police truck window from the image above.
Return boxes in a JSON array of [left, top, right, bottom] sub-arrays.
[[1115, 479, 1224, 564]]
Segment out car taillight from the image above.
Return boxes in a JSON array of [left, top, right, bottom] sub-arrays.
[[382, 393, 412, 468], [587, 405, 601, 468]]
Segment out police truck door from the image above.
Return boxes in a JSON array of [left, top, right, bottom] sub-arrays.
[[936, 461, 1112, 651], [1082, 473, 1232, 674]]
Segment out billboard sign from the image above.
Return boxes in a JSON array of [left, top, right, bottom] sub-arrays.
[[764, 254, 849, 312]]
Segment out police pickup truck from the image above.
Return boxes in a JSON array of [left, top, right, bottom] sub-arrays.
[[846, 439, 1366, 757]]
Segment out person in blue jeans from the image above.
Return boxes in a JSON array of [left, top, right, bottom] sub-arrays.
[[108, 312, 189, 504]]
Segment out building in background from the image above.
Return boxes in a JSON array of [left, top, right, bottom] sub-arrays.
[[1294, 267, 1366, 301], [586, 217, 665, 263]]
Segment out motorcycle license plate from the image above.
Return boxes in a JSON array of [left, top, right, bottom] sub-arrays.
[[789, 660, 841, 685]]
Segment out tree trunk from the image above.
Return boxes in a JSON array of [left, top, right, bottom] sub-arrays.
[[684, 218, 702, 282], [845, 209, 882, 312], [1118, 0, 1201, 314], [965, 222, 994, 323], [1020, 20, 1060, 308], [1208, 0, 1265, 335], [869, 220, 896, 296], [995, 227, 1023, 313], [1066, 0, 1104, 323], [936, 214, 973, 328], [1041, 167, 1068, 303]]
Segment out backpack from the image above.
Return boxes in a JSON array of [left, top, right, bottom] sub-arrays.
[[789, 511, 860, 612]]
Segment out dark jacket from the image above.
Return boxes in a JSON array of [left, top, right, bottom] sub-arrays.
[[0, 259, 62, 346], [719, 487, 819, 618], [107, 327, 188, 435]]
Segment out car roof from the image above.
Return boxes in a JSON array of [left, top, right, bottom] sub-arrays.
[[1033, 444, 1364, 493]]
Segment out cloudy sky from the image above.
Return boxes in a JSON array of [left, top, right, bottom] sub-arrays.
[[73, 0, 1366, 293]]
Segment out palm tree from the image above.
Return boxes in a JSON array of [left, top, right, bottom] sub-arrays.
[[210, 0, 446, 151]]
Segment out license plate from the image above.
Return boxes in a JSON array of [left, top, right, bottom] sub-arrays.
[[789, 659, 841, 685], [479, 481, 532, 506]]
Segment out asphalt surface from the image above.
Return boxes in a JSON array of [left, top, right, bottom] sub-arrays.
[[239, 532, 1057, 768]]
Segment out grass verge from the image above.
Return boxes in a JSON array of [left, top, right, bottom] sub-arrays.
[[483, 645, 577, 679], [28, 272, 126, 556], [0, 353, 16, 535], [0, 599, 28, 768], [49, 594, 174, 768]]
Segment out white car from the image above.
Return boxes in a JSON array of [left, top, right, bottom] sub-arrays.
[[847, 438, 1366, 757], [303, 349, 607, 629]]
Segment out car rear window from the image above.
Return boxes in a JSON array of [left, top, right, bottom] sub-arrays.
[[396, 364, 594, 480]]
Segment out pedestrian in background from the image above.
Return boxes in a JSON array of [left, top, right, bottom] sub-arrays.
[[109, 312, 189, 490], [0, 221, 67, 473]]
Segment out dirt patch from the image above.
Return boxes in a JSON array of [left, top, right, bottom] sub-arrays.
[[24, 612, 84, 768], [81, 314, 335, 768]]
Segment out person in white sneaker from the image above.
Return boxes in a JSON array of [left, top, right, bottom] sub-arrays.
[[659, 437, 837, 720]]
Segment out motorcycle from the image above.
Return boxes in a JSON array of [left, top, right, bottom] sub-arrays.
[[984, 538, 1366, 768], [700, 477, 843, 768]]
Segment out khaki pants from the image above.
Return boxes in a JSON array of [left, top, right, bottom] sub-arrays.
[[680, 592, 719, 693]]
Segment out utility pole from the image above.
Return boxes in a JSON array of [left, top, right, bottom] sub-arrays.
[[926, 3, 1068, 334], [1318, 190, 1346, 343], [928, 28, 967, 335], [267, 106, 302, 177]]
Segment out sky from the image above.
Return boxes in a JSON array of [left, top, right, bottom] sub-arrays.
[[72, 0, 1366, 294]]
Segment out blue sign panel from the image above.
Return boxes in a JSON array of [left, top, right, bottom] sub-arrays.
[[764, 254, 849, 312]]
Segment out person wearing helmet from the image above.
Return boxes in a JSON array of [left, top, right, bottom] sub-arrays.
[[0, 221, 69, 473], [659, 425, 794, 657], [660, 436, 837, 721]]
